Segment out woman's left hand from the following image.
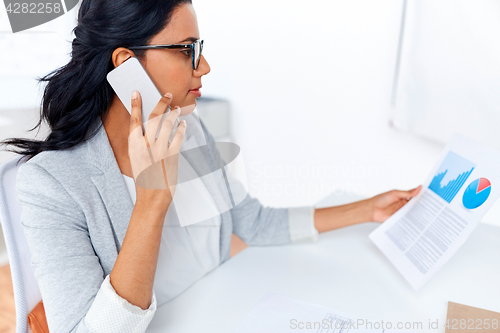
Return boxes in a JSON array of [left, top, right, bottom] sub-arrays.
[[368, 185, 422, 223]]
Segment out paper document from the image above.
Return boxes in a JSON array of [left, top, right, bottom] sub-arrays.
[[233, 293, 386, 333], [369, 133, 500, 291]]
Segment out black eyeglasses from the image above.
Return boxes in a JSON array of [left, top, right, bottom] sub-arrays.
[[129, 39, 204, 70]]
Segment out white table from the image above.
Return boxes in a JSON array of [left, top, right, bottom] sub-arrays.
[[146, 193, 500, 333]]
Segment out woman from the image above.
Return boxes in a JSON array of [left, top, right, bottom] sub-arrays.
[[1, 0, 421, 331]]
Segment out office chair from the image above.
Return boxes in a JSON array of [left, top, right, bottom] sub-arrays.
[[0, 155, 42, 333]]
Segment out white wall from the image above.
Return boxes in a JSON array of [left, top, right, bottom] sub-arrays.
[[393, 0, 500, 152]]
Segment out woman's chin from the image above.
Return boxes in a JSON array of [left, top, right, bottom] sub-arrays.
[[179, 102, 196, 116]]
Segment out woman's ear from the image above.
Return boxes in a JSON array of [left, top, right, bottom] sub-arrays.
[[111, 47, 135, 68]]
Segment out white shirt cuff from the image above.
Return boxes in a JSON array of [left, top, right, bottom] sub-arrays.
[[287, 206, 319, 243], [84, 274, 157, 332]]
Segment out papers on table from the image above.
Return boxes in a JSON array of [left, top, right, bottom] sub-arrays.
[[233, 293, 386, 333], [370, 133, 500, 291]]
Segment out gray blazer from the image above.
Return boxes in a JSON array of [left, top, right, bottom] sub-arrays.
[[16, 117, 317, 332]]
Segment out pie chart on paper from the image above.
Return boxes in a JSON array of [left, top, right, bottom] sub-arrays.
[[462, 178, 491, 209]]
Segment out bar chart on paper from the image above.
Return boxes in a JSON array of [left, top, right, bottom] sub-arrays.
[[428, 151, 476, 203]]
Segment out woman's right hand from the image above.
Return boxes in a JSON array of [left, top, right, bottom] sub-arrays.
[[128, 90, 186, 208]]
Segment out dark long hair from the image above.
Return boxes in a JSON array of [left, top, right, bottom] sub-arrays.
[[1, 0, 191, 165]]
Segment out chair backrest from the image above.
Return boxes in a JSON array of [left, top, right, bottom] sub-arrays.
[[0, 155, 42, 333]]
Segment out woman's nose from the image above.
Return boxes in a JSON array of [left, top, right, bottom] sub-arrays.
[[194, 55, 210, 76]]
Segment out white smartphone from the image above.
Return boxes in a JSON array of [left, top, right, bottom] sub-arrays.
[[106, 56, 175, 139]]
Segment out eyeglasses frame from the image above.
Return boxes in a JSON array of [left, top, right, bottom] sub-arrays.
[[128, 39, 204, 70]]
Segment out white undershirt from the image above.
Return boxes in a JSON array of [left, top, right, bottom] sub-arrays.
[[121, 110, 221, 306], [122, 172, 221, 306]]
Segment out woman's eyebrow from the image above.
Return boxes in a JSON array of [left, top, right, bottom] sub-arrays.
[[177, 37, 198, 43]]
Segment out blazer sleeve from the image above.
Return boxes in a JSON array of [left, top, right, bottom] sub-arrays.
[[201, 123, 319, 246], [16, 162, 157, 333]]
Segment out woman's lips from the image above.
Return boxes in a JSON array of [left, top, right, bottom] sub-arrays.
[[189, 88, 201, 97]]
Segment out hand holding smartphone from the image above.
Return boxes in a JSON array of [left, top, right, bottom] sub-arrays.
[[129, 89, 186, 200], [106, 56, 187, 197], [106, 56, 178, 139]]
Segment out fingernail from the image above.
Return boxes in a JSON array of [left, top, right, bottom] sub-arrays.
[[182, 119, 187, 126], [176, 107, 181, 114], [164, 92, 172, 98], [132, 91, 138, 99]]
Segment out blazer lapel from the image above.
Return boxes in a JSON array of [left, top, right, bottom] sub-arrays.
[[87, 118, 134, 251]]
